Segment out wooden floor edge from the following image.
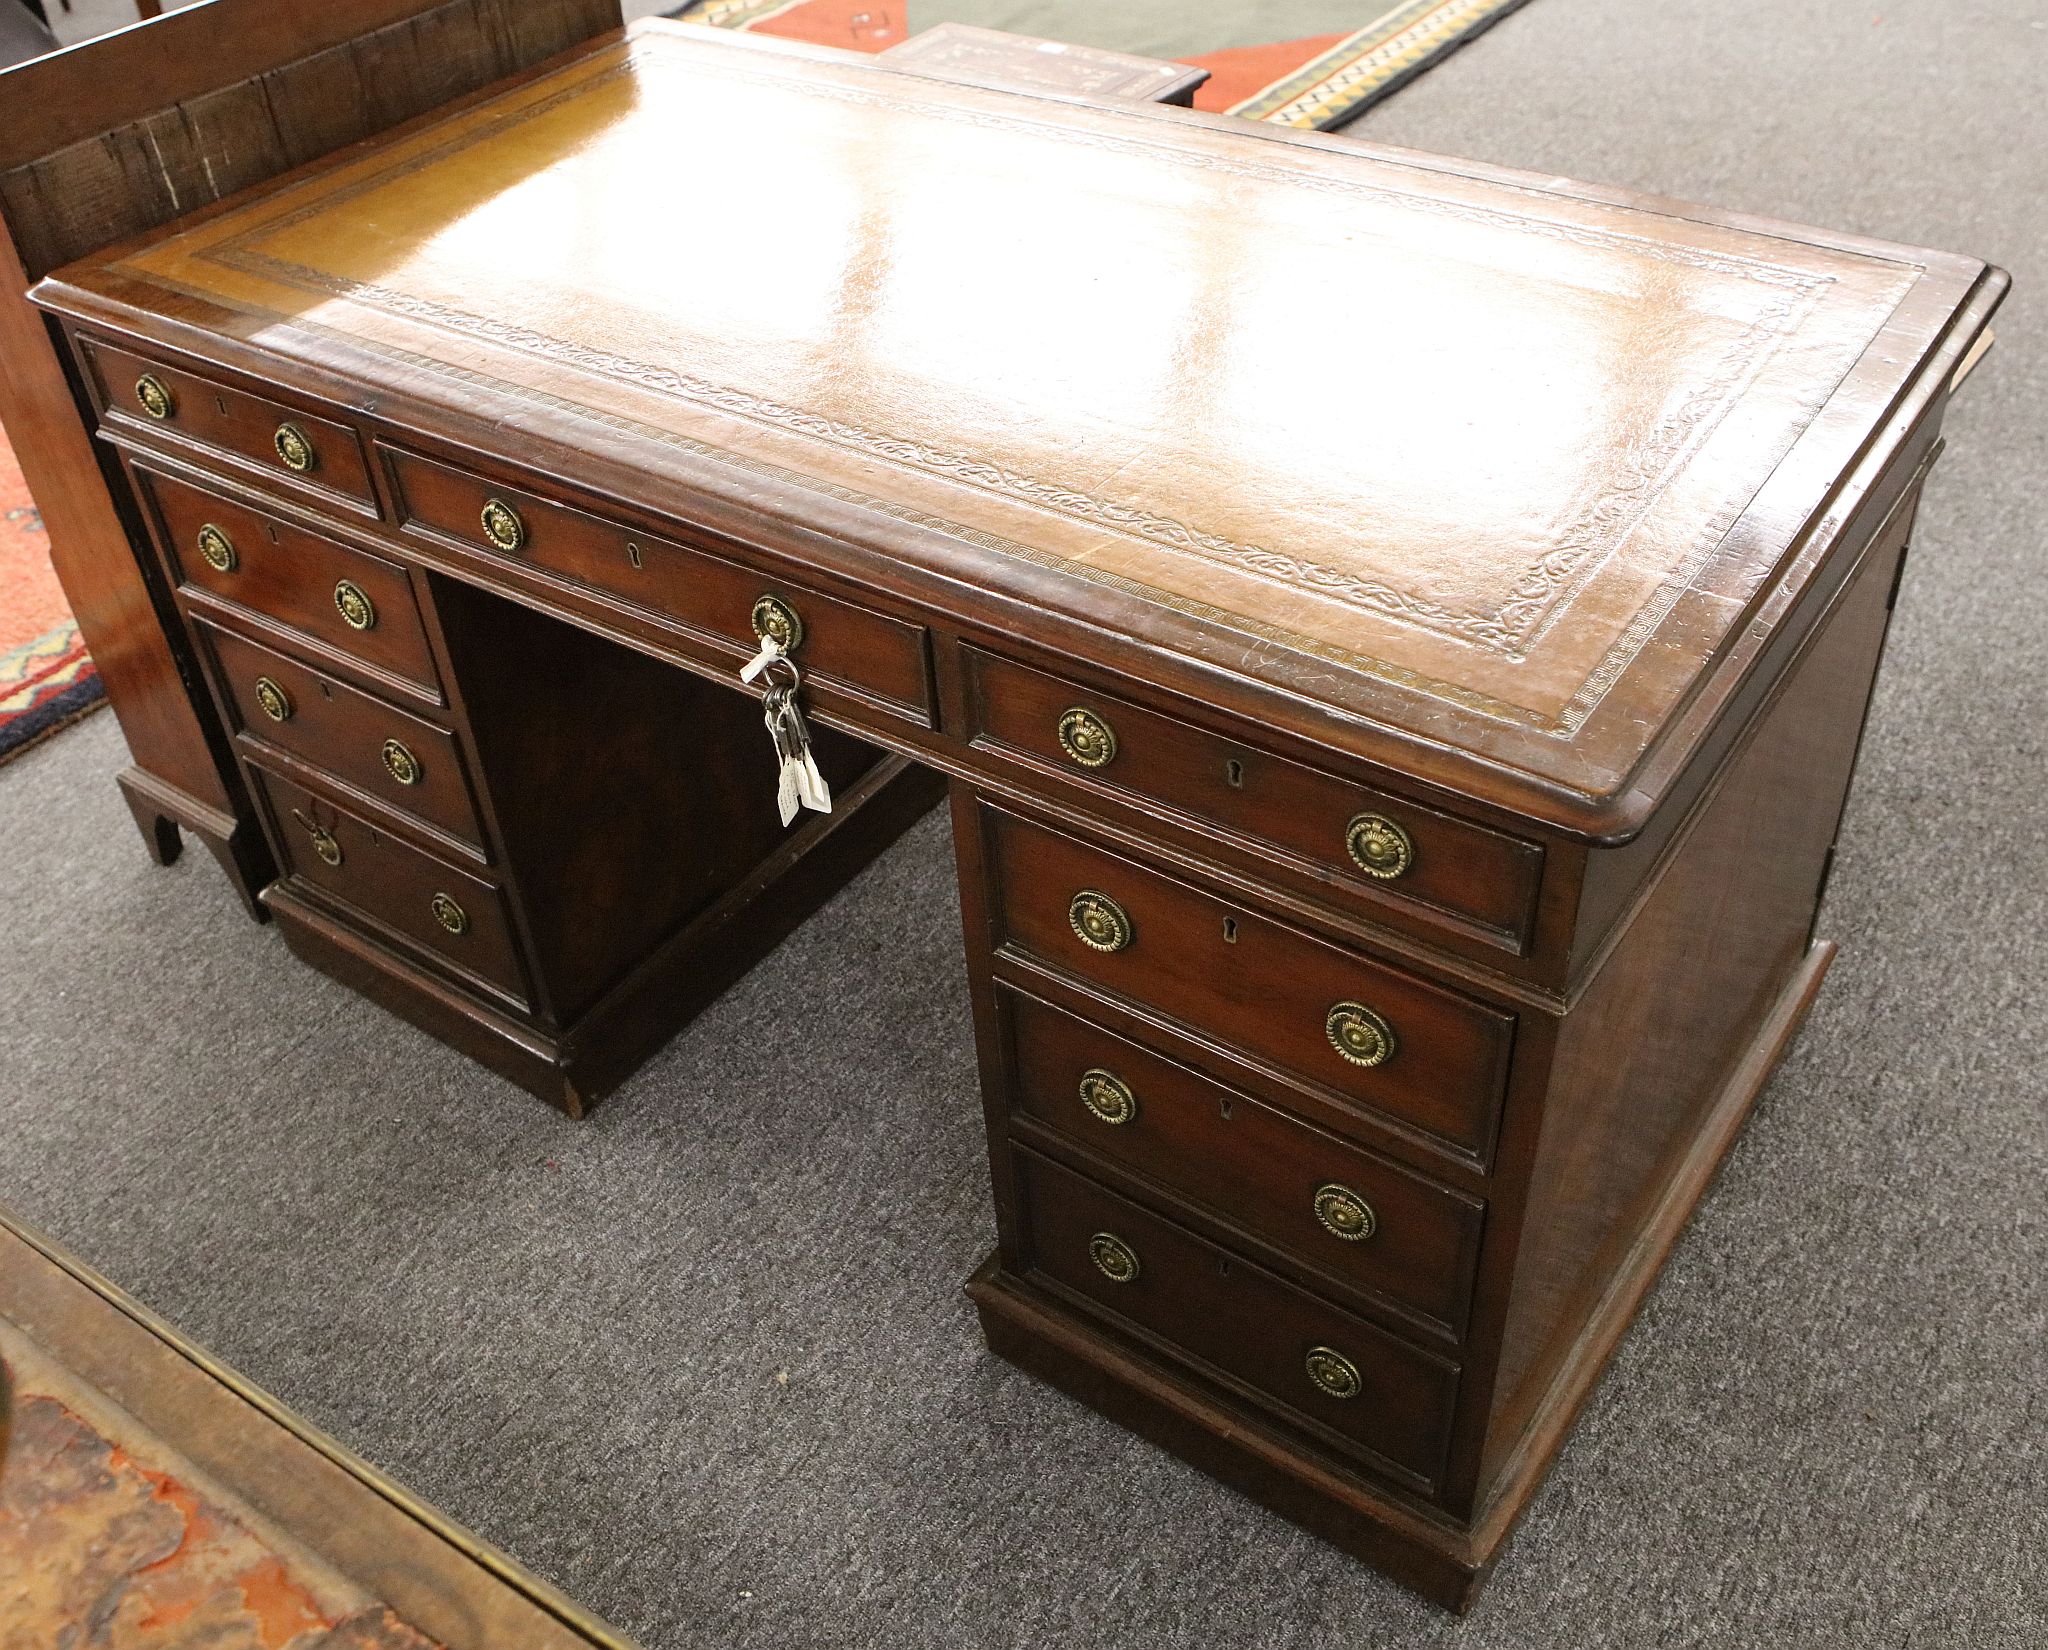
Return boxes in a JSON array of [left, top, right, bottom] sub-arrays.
[[1472, 939, 1839, 1546], [0, 1206, 641, 1650]]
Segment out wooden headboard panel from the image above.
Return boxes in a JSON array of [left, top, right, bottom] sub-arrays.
[[0, 0, 622, 903]]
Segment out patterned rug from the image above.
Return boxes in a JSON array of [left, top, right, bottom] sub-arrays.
[[0, 426, 104, 769], [674, 0, 1537, 129]]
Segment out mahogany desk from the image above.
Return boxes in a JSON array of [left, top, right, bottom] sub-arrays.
[[26, 19, 2005, 1610]]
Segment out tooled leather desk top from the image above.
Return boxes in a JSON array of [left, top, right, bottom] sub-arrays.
[[37, 20, 2003, 833]]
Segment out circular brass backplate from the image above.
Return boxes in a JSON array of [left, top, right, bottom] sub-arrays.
[[272, 422, 315, 472], [1055, 706, 1117, 769], [1304, 1345, 1362, 1400], [1068, 890, 1133, 953], [135, 374, 174, 419], [1325, 1002, 1396, 1068], [252, 676, 292, 723], [308, 826, 342, 868], [1078, 1068, 1138, 1126], [195, 523, 237, 574], [381, 739, 422, 786], [479, 497, 525, 553], [750, 593, 803, 651], [430, 892, 468, 936], [333, 580, 376, 632], [1088, 1231, 1141, 1284], [1344, 813, 1414, 880], [1313, 1182, 1376, 1242]]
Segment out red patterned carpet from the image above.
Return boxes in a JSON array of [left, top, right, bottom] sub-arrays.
[[676, 0, 1537, 129], [0, 424, 103, 768]]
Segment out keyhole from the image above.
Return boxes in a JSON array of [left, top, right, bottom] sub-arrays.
[[264, 523, 279, 544], [1217, 1258, 1231, 1277], [1225, 758, 1244, 788], [1222, 918, 1238, 944], [1218, 1098, 1233, 1121], [626, 541, 643, 569], [214, 395, 229, 415]]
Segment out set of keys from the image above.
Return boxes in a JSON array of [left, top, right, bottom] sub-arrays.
[[740, 635, 832, 827]]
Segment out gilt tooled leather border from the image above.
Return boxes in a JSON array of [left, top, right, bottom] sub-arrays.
[[137, 36, 1914, 737]]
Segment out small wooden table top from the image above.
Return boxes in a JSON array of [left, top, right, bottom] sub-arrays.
[[41, 20, 2002, 838]]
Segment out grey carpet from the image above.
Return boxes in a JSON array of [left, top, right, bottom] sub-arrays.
[[2, 0, 2044, 1643]]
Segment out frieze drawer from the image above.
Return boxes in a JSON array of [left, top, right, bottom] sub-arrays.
[[85, 336, 375, 508], [982, 802, 1515, 1159], [1013, 1145, 1460, 1494], [966, 646, 1544, 952], [137, 463, 439, 694], [1002, 984, 1485, 1337], [383, 446, 934, 724]]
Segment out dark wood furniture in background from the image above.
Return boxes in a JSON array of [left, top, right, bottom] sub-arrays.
[[18, 15, 2005, 1610], [0, 0, 625, 914]]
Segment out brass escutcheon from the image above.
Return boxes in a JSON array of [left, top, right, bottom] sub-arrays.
[[1088, 1231, 1141, 1284], [1345, 813, 1414, 880], [1068, 889, 1133, 953], [750, 593, 804, 652], [1078, 1067, 1138, 1126], [1313, 1183, 1377, 1243], [333, 580, 376, 632], [1056, 706, 1117, 769], [430, 892, 468, 936], [252, 676, 292, 723], [1325, 1002, 1396, 1068], [195, 523, 237, 574], [1304, 1345, 1362, 1400], [381, 739, 422, 786], [272, 422, 315, 472], [479, 497, 525, 553], [135, 374, 174, 419]]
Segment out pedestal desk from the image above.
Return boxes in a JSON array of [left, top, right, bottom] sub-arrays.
[[26, 19, 2004, 1610]]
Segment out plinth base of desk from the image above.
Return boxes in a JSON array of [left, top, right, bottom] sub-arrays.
[[265, 755, 946, 1117]]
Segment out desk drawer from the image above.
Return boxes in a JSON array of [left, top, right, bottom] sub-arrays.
[[385, 448, 933, 723], [250, 763, 526, 1005], [198, 621, 483, 852], [966, 647, 1543, 950], [86, 337, 374, 506], [984, 806, 1513, 1158], [1013, 1147, 1458, 1491], [1003, 987, 1484, 1336], [139, 465, 438, 692]]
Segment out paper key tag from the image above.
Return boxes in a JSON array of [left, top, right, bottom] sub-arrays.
[[739, 633, 783, 684]]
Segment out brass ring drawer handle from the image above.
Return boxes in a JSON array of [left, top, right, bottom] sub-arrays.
[[750, 593, 804, 651], [1068, 889, 1133, 953], [1078, 1067, 1138, 1126], [135, 374, 174, 419], [381, 739, 422, 786], [293, 811, 342, 868], [333, 580, 376, 632], [195, 524, 237, 574], [1325, 1001, 1397, 1068], [1345, 813, 1414, 880], [480, 497, 525, 553], [430, 892, 468, 936], [1313, 1182, 1376, 1242], [273, 422, 316, 472], [1304, 1345, 1362, 1400], [1088, 1231, 1141, 1284], [252, 676, 292, 723], [1056, 706, 1116, 768]]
